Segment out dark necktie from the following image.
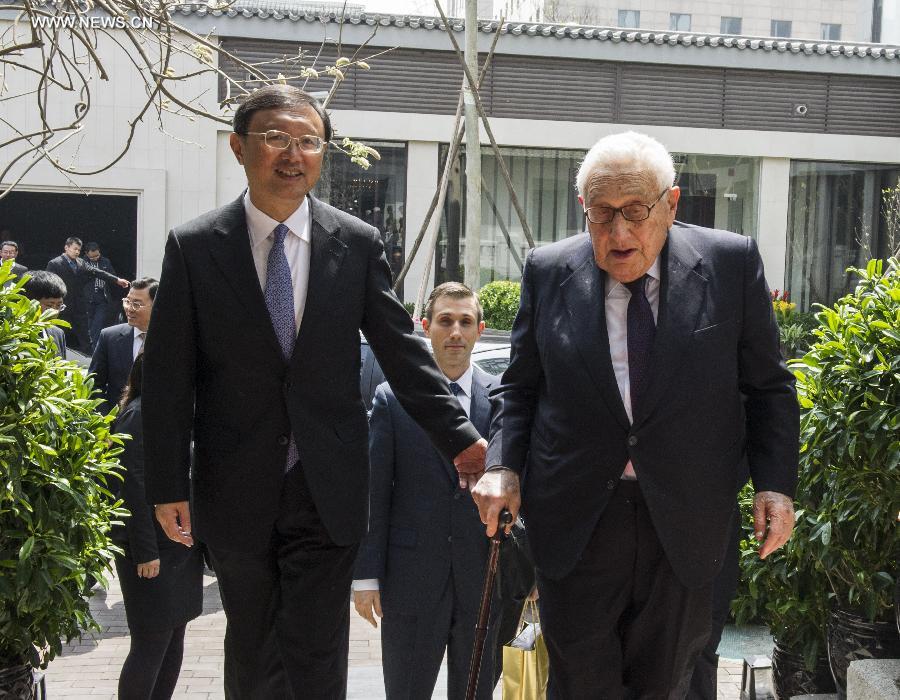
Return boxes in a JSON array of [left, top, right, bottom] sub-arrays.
[[625, 275, 655, 418], [448, 382, 462, 396], [264, 223, 298, 470]]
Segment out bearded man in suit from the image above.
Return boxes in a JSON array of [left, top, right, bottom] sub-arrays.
[[473, 131, 798, 698], [142, 86, 486, 700]]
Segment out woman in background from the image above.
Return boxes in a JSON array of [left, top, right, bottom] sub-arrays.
[[111, 353, 203, 699]]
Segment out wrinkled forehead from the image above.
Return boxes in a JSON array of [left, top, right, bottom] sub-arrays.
[[584, 170, 658, 204]]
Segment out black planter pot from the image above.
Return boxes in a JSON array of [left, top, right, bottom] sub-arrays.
[[0, 662, 34, 700], [771, 640, 836, 699], [827, 608, 900, 699], [772, 639, 834, 700]]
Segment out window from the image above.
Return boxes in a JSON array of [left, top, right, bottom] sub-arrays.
[[821, 23, 841, 40], [670, 13, 691, 31], [786, 161, 899, 309], [720, 16, 742, 34], [618, 10, 640, 28], [673, 154, 761, 239], [437, 146, 586, 286], [315, 141, 408, 293], [771, 19, 792, 37]]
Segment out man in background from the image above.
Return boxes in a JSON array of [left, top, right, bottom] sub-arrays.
[[2, 240, 28, 279], [89, 277, 156, 414], [352, 282, 500, 699], [82, 242, 121, 352], [46, 236, 129, 353], [22, 270, 68, 359]]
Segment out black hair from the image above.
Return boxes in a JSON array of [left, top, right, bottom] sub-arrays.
[[84, 241, 100, 253], [119, 352, 144, 412], [23, 270, 67, 300], [233, 85, 332, 143], [65, 236, 82, 247], [130, 277, 159, 301]]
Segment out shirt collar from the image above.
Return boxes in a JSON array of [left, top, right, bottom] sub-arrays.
[[443, 363, 474, 398], [605, 256, 661, 298], [243, 191, 311, 248]]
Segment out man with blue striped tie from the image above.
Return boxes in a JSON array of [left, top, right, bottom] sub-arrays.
[[142, 86, 488, 699]]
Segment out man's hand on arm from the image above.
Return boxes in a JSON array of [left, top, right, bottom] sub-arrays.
[[471, 467, 521, 537], [352, 590, 383, 628], [116, 278, 130, 288], [753, 490, 795, 559], [453, 437, 487, 490], [154, 501, 194, 547]]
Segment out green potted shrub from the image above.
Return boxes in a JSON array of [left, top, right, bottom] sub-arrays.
[[479, 280, 520, 331], [792, 258, 900, 698], [733, 485, 836, 698], [0, 264, 124, 696]]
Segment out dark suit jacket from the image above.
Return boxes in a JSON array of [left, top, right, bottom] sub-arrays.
[[354, 367, 497, 615], [11, 262, 27, 278], [46, 254, 119, 325], [487, 223, 799, 588], [142, 194, 480, 553], [46, 325, 66, 359], [89, 323, 135, 414]]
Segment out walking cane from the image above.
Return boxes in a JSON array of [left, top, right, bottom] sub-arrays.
[[465, 508, 513, 700]]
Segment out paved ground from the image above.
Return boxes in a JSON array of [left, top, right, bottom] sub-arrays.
[[43, 573, 749, 699]]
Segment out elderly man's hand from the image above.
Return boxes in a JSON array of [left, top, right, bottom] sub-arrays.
[[154, 501, 194, 547], [353, 590, 383, 628], [753, 491, 795, 559], [471, 468, 520, 537], [453, 438, 487, 490]]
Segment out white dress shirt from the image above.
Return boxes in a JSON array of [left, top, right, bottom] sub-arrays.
[[605, 257, 661, 479], [132, 327, 146, 360], [244, 191, 312, 331], [352, 362, 474, 593]]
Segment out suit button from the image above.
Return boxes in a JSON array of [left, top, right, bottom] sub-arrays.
[[454, 491, 461, 500], [283, 380, 291, 391], [628, 435, 638, 447], [447, 536, 453, 543], [606, 480, 616, 490], [277, 435, 289, 446]]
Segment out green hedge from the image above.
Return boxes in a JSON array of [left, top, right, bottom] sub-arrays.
[[479, 281, 521, 331]]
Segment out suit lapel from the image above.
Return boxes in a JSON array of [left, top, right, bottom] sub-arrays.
[[208, 195, 284, 359], [115, 324, 133, 365], [561, 237, 630, 431], [634, 228, 707, 427], [293, 196, 348, 356], [468, 367, 492, 438]]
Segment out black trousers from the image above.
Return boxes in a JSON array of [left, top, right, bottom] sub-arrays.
[[686, 505, 743, 700], [208, 463, 358, 700], [537, 481, 713, 699]]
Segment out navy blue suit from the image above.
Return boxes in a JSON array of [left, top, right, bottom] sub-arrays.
[[354, 366, 500, 699], [89, 322, 135, 414]]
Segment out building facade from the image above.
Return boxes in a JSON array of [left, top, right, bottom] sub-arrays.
[[1, 10, 898, 311]]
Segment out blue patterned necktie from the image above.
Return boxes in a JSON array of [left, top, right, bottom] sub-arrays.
[[625, 275, 655, 418], [448, 382, 463, 396], [264, 223, 299, 470]]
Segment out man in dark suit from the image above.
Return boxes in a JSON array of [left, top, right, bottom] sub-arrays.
[[472, 131, 798, 698], [22, 270, 68, 359], [46, 236, 129, 352], [142, 85, 486, 700], [89, 277, 156, 414], [82, 242, 122, 352], [1, 240, 27, 280], [352, 282, 500, 699]]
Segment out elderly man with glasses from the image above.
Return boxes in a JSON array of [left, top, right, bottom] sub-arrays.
[[89, 277, 157, 415], [473, 131, 798, 698], [142, 85, 487, 699]]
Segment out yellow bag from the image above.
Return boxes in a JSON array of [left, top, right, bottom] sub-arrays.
[[501, 600, 549, 699]]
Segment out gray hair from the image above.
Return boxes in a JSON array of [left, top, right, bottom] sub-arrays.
[[575, 131, 676, 200]]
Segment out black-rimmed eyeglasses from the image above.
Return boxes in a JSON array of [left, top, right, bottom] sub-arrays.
[[584, 188, 670, 225], [238, 130, 326, 154]]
